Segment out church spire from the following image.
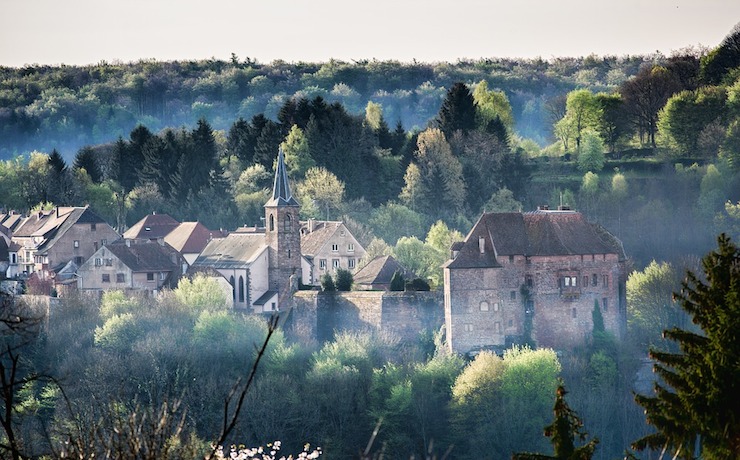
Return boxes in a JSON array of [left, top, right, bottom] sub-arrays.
[[265, 148, 299, 207]]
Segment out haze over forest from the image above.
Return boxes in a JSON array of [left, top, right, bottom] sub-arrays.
[[0, 14, 739, 460]]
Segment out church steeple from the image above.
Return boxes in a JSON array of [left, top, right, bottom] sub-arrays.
[[265, 148, 299, 207]]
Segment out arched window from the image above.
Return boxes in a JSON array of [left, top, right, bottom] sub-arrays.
[[284, 213, 292, 231], [239, 275, 245, 303], [230, 276, 235, 301], [269, 214, 274, 231]]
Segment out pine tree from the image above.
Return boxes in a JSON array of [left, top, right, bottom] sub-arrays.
[[73, 147, 102, 183], [513, 384, 599, 460], [633, 234, 740, 459], [435, 82, 477, 138]]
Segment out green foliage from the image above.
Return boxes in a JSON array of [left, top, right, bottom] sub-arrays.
[[577, 130, 606, 172], [296, 166, 345, 221], [174, 274, 230, 312], [435, 82, 477, 137], [483, 186, 522, 213], [334, 268, 353, 291], [94, 313, 141, 351], [633, 234, 740, 459], [100, 290, 143, 321], [320, 272, 335, 291]]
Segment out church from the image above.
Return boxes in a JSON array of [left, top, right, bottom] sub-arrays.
[[191, 149, 302, 312]]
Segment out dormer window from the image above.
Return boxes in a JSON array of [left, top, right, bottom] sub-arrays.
[[332, 244, 338, 252]]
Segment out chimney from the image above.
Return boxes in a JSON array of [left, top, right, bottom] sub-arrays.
[[308, 218, 315, 233], [478, 236, 485, 254], [125, 239, 131, 247]]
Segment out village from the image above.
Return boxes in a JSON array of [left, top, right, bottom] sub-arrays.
[[1, 149, 626, 356]]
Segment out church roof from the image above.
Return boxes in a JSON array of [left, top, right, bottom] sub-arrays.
[[264, 148, 299, 207], [191, 231, 267, 269], [445, 210, 625, 269]]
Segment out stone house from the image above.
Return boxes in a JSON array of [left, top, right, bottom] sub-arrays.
[[77, 238, 185, 294], [300, 219, 366, 285], [191, 149, 303, 313], [443, 208, 627, 354], [11, 206, 119, 280]]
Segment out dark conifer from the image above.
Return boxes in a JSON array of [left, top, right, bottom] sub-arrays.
[[73, 146, 102, 183], [435, 82, 477, 138]]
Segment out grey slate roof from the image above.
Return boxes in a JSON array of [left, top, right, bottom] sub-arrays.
[[264, 148, 299, 207], [445, 210, 625, 269], [106, 239, 180, 272], [191, 231, 267, 269], [30, 207, 111, 254], [300, 221, 343, 256]]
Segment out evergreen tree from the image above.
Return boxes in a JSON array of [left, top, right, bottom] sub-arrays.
[[128, 124, 154, 181], [48, 148, 67, 174], [435, 82, 477, 138], [633, 234, 740, 459], [73, 146, 102, 183], [335, 268, 353, 291], [226, 117, 255, 164], [513, 384, 599, 460], [109, 136, 137, 193]]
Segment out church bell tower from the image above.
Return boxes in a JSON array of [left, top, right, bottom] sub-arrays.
[[264, 149, 302, 304]]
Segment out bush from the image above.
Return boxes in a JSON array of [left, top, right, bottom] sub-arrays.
[[320, 273, 335, 291], [405, 278, 431, 291], [335, 268, 353, 291]]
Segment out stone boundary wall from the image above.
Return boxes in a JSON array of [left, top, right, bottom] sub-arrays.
[[289, 290, 443, 343]]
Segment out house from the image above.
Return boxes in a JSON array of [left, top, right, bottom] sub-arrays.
[[10, 206, 119, 280], [191, 149, 303, 313], [164, 221, 222, 265], [77, 239, 185, 294], [300, 219, 366, 285], [353, 255, 414, 291], [443, 208, 627, 354], [123, 212, 179, 240]]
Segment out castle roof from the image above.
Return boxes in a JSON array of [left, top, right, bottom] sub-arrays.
[[264, 148, 299, 207], [445, 210, 625, 269], [123, 213, 180, 239]]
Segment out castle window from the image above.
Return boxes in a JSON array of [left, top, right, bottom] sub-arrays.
[[562, 276, 578, 287], [510, 291, 516, 300], [269, 214, 274, 231], [602, 297, 608, 311], [480, 301, 489, 311], [493, 302, 500, 312], [284, 214, 292, 231], [508, 319, 513, 327], [525, 275, 533, 287], [603, 274, 609, 287], [526, 300, 534, 314], [572, 308, 577, 318], [508, 255, 514, 263], [592, 274, 598, 286], [288, 249, 291, 259], [238, 276, 244, 302], [463, 324, 474, 332], [494, 322, 501, 333], [582, 276, 588, 287]]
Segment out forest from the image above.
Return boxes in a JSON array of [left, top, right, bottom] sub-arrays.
[[1, 21, 740, 460]]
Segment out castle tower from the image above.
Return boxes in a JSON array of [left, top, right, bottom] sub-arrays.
[[265, 148, 302, 306]]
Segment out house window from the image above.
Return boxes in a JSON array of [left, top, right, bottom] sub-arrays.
[[271, 302, 276, 311], [510, 290, 516, 300], [105, 258, 113, 266], [160, 272, 166, 281], [102, 274, 110, 283], [11, 254, 16, 264], [348, 258, 355, 269], [463, 323, 474, 332], [494, 322, 502, 333], [508, 255, 514, 263], [90, 223, 96, 231], [348, 243, 354, 252], [563, 276, 578, 287], [74, 257, 84, 265], [332, 259, 340, 268], [592, 274, 598, 286], [101, 239, 107, 246], [340, 230, 346, 237], [147, 272, 154, 281], [602, 297, 608, 311], [332, 244, 338, 252], [73, 240, 79, 248], [94, 258, 102, 267], [480, 301, 489, 311], [116, 273, 125, 283], [319, 259, 327, 270]]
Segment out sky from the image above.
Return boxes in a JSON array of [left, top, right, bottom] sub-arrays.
[[1, 0, 739, 67]]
